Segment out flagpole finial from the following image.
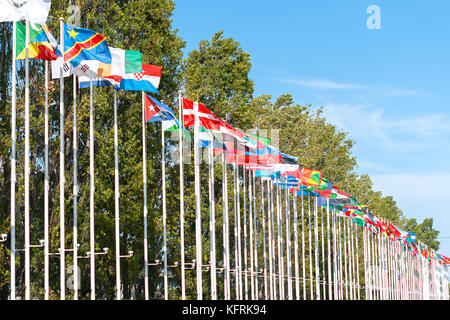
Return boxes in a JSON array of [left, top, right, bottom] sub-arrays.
[[59, 17, 64, 21]]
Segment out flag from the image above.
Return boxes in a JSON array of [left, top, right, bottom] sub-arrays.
[[78, 75, 112, 89], [119, 64, 161, 93], [144, 94, 175, 122], [144, 95, 191, 142], [0, 0, 51, 24], [63, 24, 111, 68], [162, 117, 192, 143], [101, 47, 143, 87], [183, 98, 222, 131], [78, 47, 143, 88], [51, 56, 73, 79], [16, 22, 60, 61]]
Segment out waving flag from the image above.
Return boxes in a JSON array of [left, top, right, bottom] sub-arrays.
[[119, 64, 161, 93], [63, 24, 111, 68], [78, 47, 143, 88], [183, 98, 222, 131], [145, 94, 175, 122], [1, 0, 51, 24], [16, 22, 60, 61]]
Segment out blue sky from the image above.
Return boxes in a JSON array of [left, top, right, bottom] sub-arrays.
[[173, 0, 450, 255]]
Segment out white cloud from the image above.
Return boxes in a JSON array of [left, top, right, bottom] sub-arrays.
[[321, 103, 450, 151], [284, 79, 368, 90], [281, 77, 424, 97]]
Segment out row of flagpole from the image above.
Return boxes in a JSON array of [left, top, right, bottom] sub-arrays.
[[6, 19, 448, 301]]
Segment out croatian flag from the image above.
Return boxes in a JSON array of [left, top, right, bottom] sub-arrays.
[[120, 64, 161, 93]]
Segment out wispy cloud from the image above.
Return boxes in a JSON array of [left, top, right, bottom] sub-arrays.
[[322, 103, 450, 151], [284, 79, 368, 90], [281, 77, 424, 97]]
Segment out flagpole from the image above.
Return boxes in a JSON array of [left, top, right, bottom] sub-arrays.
[[24, 18, 31, 301], [73, 73, 79, 300], [222, 152, 230, 299], [261, 178, 267, 300], [314, 196, 320, 300], [301, 192, 306, 300], [178, 92, 186, 300], [355, 224, 360, 300], [308, 196, 313, 299], [243, 165, 248, 300], [267, 180, 274, 299], [162, 126, 168, 300], [270, 183, 277, 299], [326, 198, 332, 300], [321, 203, 326, 299], [193, 101, 203, 300], [252, 170, 259, 299], [10, 20, 17, 301], [343, 216, 348, 299], [142, 91, 149, 300], [248, 169, 254, 299], [276, 184, 283, 299], [208, 133, 217, 300], [44, 59, 49, 301], [236, 164, 243, 300], [285, 183, 292, 300], [114, 90, 121, 300], [59, 17, 66, 301], [293, 189, 299, 300], [233, 163, 239, 298], [89, 79, 96, 300]]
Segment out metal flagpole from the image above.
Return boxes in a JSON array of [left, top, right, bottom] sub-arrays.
[[162, 126, 168, 300], [10, 21, 17, 301], [59, 17, 66, 300], [249, 169, 255, 299], [222, 152, 230, 299], [267, 180, 274, 299], [193, 101, 202, 299], [285, 183, 292, 300], [252, 171, 259, 299], [326, 198, 332, 300], [237, 164, 242, 300], [142, 92, 149, 300], [301, 192, 306, 300], [114, 90, 121, 300], [24, 19, 31, 300], [233, 163, 239, 298], [89, 79, 96, 300], [209, 133, 217, 300], [333, 209, 338, 299], [355, 224, 361, 300], [261, 179, 268, 300], [178, 92, 186, 300], [293, 189, 300, 300], [308, 196, 313, 299], [44, 60, 49, 301], [343, 217, 348, 299], [243, 166, 248, 300], [355, 226, 361, 300], [276, 184, 283, 299], [314, 197, 320, 300], [350, 221, 356, 299], [338, 215, 344, 299], [73, 73, 79, 300], [321, 203, 326, 299], [270, 183, 277, 299], [363, 227, 369, 300]]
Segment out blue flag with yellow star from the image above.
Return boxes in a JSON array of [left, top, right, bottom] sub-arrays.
[[63, 24, 111, 68]]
